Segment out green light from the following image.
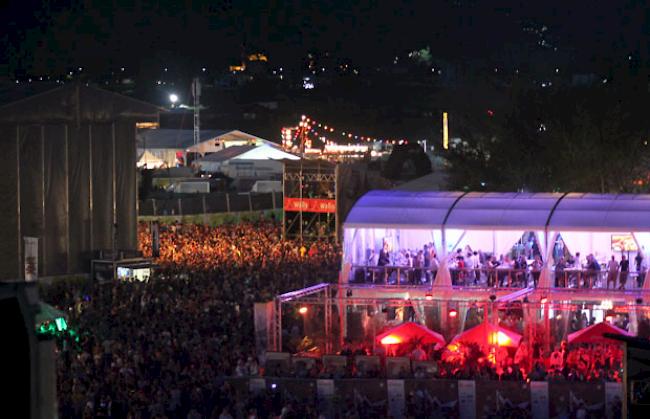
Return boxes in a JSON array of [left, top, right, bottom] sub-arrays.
[[54, 317, 67, 332]]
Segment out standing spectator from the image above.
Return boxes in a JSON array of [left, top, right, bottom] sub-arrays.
[[471, 251, 481, 285], [607, 255, 619, 289], [555, 256, 567, 288], [619, 255, 629, 290]]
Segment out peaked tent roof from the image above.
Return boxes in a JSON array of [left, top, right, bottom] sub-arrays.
[[449, 322, 522, 348], [376, 322, 446, 346], [567, 321, 632, 345], [197, 145, 256, 162], [344, 190, 650, 232], [196, 143, 299, 164]]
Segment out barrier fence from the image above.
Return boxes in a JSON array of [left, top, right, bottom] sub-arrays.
[[138, 192, 281, 216], [221, 376, 622, 418], [348, 264, 646, 290]]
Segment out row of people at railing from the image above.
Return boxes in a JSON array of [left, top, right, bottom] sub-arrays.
[[353, 244, 647, 288]]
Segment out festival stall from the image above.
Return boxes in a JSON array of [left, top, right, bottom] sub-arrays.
[[376, 321, 446, 347], [449, 322, 523, 348], [567, 321, 632, 345]]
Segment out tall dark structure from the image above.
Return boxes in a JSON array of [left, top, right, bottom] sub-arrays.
[[0, 84, 161, 279], [283, 159, 338, 241]]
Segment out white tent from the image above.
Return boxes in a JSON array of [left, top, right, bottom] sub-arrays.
[[195, 143, 298, 174], [137, 150, 166, 169]]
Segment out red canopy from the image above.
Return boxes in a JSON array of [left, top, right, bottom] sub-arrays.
[[568, 321, 632, 345], [449, 322, 522, 348], [376, 322, 445, 347]]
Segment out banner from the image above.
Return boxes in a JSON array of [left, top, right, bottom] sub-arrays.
[[151, 221, 160, 258], [249, 378, 266, 394], [530, 381, 549, 419], [458, 380, 476, 419], [335, 380, 387, 417], [284, 197, 336, 213], [24, 237, 38, 281], [317, 379, 335, 399], [317, 379, 335, 419], [254, 302, 275, 355], [549, 381, 605, 418], [387, 380, 405, 418], [404, 380, 459, 417], [605, 382, 622, 419]]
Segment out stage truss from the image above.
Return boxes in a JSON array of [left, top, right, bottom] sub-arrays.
[[267, 283, 650, 355], [282, 159, 338, 242]]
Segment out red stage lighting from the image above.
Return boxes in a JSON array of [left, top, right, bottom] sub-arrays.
[[448, 309, 458, 318], [299, 307, 308, 315], [540, 297, 548, 305], [425, 293, 433, 301]]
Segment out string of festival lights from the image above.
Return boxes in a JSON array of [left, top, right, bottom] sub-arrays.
[[292, 115, 410, 145]]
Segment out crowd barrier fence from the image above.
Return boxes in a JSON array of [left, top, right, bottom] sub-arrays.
[[138, 192, 281, 216]]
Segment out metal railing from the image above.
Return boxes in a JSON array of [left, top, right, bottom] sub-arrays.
[[347, 264, 646, 290]]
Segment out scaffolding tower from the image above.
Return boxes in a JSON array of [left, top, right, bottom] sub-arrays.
[[283, 159, 338, 242]]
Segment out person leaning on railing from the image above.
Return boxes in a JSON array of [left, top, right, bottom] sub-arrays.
[[554, 257, 567, 288]]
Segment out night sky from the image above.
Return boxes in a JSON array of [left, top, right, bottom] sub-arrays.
[[2, 0, 648, 77]]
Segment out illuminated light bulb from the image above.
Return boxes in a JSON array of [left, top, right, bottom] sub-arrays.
[[380, 335, 401, 345]]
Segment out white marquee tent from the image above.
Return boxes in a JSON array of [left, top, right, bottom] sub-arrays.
[[343, 191, 650, 287]]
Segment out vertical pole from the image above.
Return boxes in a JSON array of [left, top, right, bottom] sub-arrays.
[[16, 126, 21, 279], [248, 192, 253, 212], [112, 123, 117, 258], [282, 164, 286, 240], [226, 193, 231, 213], [89, 125, 94, 250], [41, 125, 46, 276], [64, 124, 70, 273], [177, 198, 182, 216], [622, 342, 628, 419], [134, 124, 138, 250], [334, 164, 339, 242], [151, 198, 157, 216], [442, 112, 449, 150], [299, 161, 303, 241], [276, 299, 283, 352], [271, 190, 276, 209]]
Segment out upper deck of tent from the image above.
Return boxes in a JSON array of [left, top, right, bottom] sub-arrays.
[[344, 191, 650, 232]]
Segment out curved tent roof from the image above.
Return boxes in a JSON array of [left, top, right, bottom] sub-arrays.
[[549, 193, 650, 231], [344, 190, 463, 229], [445, 192, 563, 230], [344, 190, 650, 232]]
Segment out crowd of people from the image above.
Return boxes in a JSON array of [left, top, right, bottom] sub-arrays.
[[39, 220, 634, 417], [355, 238, 647, 289], [41, 220, 340, 418]]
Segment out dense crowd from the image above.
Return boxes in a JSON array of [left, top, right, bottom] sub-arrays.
[[39, 220, 629, 418], [41, 220, 340, 418]]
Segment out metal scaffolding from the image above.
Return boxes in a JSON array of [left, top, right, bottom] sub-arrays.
[[282, 159, 338, 242]]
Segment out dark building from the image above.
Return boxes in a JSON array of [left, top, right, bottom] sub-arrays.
[[0, 84, 161, 279]]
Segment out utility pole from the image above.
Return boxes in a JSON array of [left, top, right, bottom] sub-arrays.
[[192, 77, 201, 151]]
